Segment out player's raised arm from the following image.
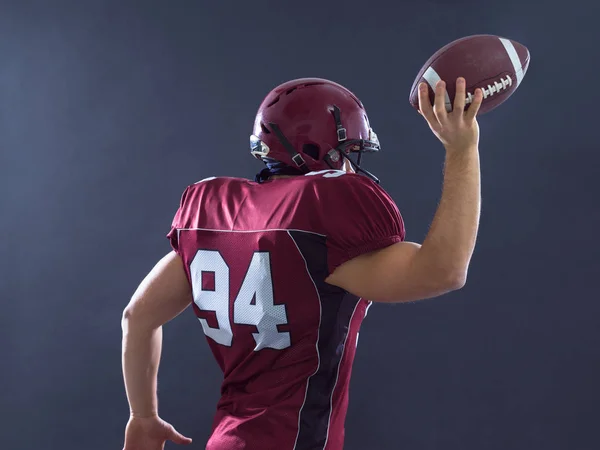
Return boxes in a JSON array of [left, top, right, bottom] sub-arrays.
[[327, 78, 483, 303]]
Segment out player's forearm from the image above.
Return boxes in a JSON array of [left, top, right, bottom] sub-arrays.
[[418, 146, 481, 283], [121, 317, 163, 418]]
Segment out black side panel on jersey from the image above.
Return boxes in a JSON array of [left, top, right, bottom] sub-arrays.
[[288, 230, 360, 450]]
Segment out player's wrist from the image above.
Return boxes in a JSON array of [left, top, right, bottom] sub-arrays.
[[443, 143, 479, 156], [130, 410, 159, 420]]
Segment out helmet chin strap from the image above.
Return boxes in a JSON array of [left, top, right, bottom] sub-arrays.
[[268, 122, 310, 173], [330, 105, 380, 184]]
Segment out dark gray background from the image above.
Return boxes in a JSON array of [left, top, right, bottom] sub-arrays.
[[1, 0, 598, 449]]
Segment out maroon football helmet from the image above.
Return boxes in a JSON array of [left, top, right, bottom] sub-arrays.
[[250, 78, 381, 182]]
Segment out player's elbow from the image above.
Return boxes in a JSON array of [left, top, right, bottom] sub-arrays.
[[374, 270, 467, 303], [122, 296, 166, 334], [443, 270, 467, 292], [409, 268, 468, 301], [121, 305, 134, 332], [121, 302, 148, 333], [122, 305, 133, 321]]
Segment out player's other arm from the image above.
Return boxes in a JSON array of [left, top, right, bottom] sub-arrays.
[[121, 251, 193, 417], [327, 78, 483, 303]]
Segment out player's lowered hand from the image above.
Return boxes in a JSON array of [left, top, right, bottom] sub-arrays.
[[418, 77, 483, 153], [123, 415, 192, 450]]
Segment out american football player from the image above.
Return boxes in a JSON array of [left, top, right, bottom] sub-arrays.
[[121, 77, 483, 450]]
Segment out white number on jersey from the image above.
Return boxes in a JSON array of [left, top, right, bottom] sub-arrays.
[[189, 250, 232, 346], [189, 250, 291, 351]]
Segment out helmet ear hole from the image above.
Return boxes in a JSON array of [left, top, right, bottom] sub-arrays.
[[302, 144, 320, 160]]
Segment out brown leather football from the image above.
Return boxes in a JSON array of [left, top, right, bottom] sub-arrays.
[[409, 35, 531, 115]]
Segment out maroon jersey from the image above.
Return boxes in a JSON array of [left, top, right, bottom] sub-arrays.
[[167, 170, 405, 450]]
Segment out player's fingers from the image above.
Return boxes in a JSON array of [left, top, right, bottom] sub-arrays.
[[433, 80, 449, 124], [167, 425, 193, 445], [417, 82, 440, 130], [465, 88, 484, 122], [453, 77, 466, 113]]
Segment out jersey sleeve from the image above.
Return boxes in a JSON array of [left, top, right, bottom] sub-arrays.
[[166, 185, 191, 254], [323, 174, 406, 274]]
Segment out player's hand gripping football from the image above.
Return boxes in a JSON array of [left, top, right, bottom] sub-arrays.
[[123, 415, 192, 450], [418, 78, 483, 153]]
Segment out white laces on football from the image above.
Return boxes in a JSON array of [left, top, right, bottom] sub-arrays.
[[465, 75, 513, 104]]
